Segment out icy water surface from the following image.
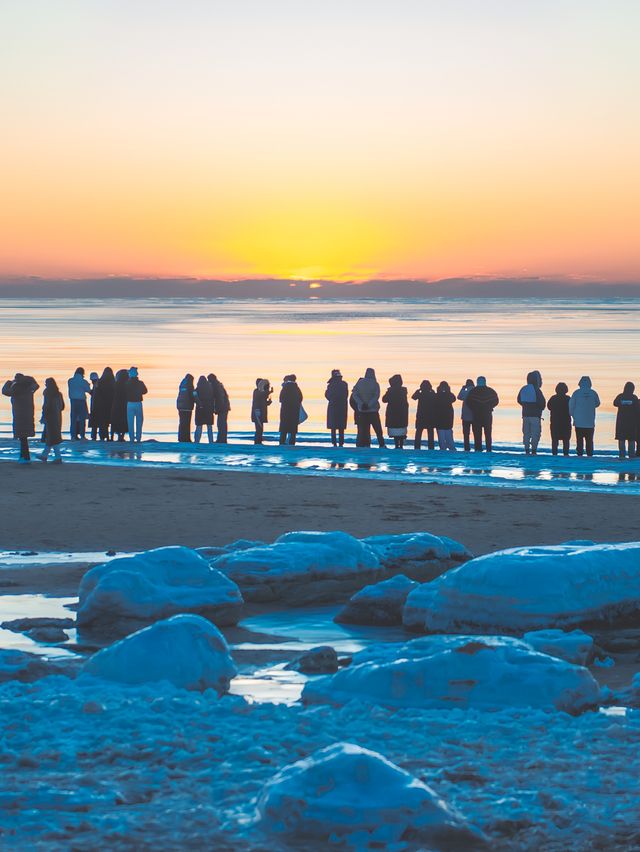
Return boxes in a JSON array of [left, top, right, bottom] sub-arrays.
[[1, 297, 639, 447]]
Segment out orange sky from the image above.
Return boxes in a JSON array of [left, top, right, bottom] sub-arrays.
[[1, 1, 639, 283]]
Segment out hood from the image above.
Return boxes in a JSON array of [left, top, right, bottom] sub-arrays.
[[578, 376, 592, 390]]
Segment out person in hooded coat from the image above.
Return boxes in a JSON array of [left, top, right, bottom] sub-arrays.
[[176, 374, 195, 442], [194, 375, 215, 443], [613, 382, 639, 459], [110, 369, 129, 441], [251, 378, 272, 444], [382, 374, 409, 449], [325, 369, 348, 447], [546, 382, 571, 456], [569, 376, 600, 457], [434, 381, 456, 451], [517, 371, 546, 455], [466, 376, 499, 452], [208, 374, 230, 444], [88, 372, 100, 440], [38, 377, 65, 463], [351, 368, 385, 448], [279, 374, 303, 445], [92, 367, 115, 441], [411, 379, 437, 450], [457, 379, 475, 451], [2, 373, 39, 462], [67, 367, 91, 440]]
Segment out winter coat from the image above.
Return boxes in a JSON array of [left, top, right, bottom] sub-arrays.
[[110, 373, 129, 434], [569, 377, 600, 428], [279, 382, 303, 432], [614, 392, 639, 441], [92, 376, 115, 427], [517, 373, 546, 418], [251, 388, 270, 424], [176, 379, 195, 411], [382, 385, 409, 429], [325, 377, 348, 430], [457, 386, 474, 422], [42, 387, 65, 446], [2, 376, 39, 438], [546, 393, 572, 440], [68, 374, 91, 401], [351, 375, 380, 413], [412, 386, 437, 429], [210, 379, 230, 415], [466, 386, 499, 423], [194, 379, 215, 426], [126, 377, 148, 403], [434, 389, 456, 430]]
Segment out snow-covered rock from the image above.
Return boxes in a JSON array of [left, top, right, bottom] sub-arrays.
[[76, 546, 243, 636], [335, 574, 419, 626], [284, 646, 340, 674], [207, 531, 467, 605], [256, 742, 484, 849], [523, 629, 594, 666], [0, 649, 67, 683], [302, 636, 601, 714], [403, 542, 640, 635], [81, 614, 237, 693]]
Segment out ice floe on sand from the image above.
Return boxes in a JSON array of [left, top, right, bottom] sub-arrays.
[[335, 574, 419, 626]]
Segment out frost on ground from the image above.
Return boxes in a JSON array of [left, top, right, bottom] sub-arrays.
[[203, 530, 469, 605], [76, 546, 243, 636], [404, 542, 640, 634], [302, 636, 601, 714], [2, 676, 640, 850]]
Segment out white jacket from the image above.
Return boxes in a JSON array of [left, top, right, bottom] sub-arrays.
[[569, 377, 600, 428]]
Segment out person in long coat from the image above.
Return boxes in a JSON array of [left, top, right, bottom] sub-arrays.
[[382, 374, 409, 449], [209, 374, 230, 444], [546, 382, 572, 456], [412, 379, 437, 450], [176, 374, 195, 442], [351, 367, 385, 448], [38, 377, 65, 463], [110, 369, 129, 441], [2, 373, 39, 462], [325, 369, 348, 447], [194, 375, 215, 443], [457, 379, 475, 451], [251, 378, 272, 444], [434, 380, 456, 451], [92, 367, 115, 441], [279, 375, 303, 445], [614, 382, 639, 458]]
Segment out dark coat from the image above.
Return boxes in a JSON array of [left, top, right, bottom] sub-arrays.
[[176, 379, 195, 411], [210, 379, 230, 415], [251, 388, 270, 424], [92, 377, 115, 427], [412, 386, 437, 429], [434, 390, 456, 430], [195, 379, 215, 426], [126, 377, 147, 403], [466, 385, 499, 424], [42, 387, 65, 446], [547, 393, 572, 440], [382, 385, 409, 429], [325, 377, 348, 430], [2, 376, 39, 438], [614, 392, 639, 440], [111, 373, 129, 434], [279, 382, 303, 432]]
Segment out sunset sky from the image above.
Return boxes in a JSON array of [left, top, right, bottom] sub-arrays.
[[1, 1, 639, 283]]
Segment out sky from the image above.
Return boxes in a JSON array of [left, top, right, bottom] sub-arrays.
[[1, 0, 639, 283]]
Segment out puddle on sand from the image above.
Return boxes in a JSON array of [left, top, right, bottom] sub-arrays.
[[0, 594, 78, 658]]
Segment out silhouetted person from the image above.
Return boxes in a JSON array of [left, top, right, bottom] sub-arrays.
[[569, 376, 600, 457], [466, 376, 499, 452], [251, 378, 272, 444], [434, 381, 456, 450], [92, 367, 115, 441], [457, 379, 475, 451], [325, 369, 348, 447], [89, 371, 100, 440], [2, 373, 39, 463], [38, 377, 65, 463], [177, 373, 195, 442], [126, 367, 147, 443], [352, 368, 385, 448], [209, 374, 230, 444], [517, 371, 545, 455], [614, 382, 638, 459], [382, 374, 408, 449], [547, 382, 571, 456], [194, 375, 215, 443], [412, 380, 437, 450], [68, 367, 91, 440], [111, 369, 129, 441], [279, 374, 303, 445]]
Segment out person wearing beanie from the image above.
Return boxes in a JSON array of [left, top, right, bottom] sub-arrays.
[[547, 382, 572, 456], [126, 366, 147, 442], [466, 376, 499, 451], [325, 369, 348, 447]]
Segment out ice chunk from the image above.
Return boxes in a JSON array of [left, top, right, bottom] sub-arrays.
[[335, 574, 419, 626], [523, 629, 594, 666]]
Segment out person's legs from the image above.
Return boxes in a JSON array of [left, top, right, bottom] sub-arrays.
[[530, 417, 541, 454], [618, 439, 626, 459], [485, 417, 493, 452], [338, 428, 344, 447], [371, 413, 385, 448], [194, 425, 202, 443], [279, 428, 287, 445], [207, 425, 214, 443], [178, 411, 192, 442], [77, 401, 87, 439], [462, 420, 471, 452], [585, 428, 594, 457], [414, 427, 423, 450], [447, 429, 456, 450], [254, 419, 264, 444], [356, 414, 371, 447], [289, 429, 297, 446], [472, 421, 483, 451], [127, 403, 135, 442], [216, 412, 228, 443], [562, 437, 570, 456], [19, 437, 30, 461], [551, 437, 558, 456], [39, 444, 50, 461], [331, 428, 337, 446], [427, 427, 435, 450], [575, 427, 585, 456], [437, 429, 446, 450], [522, 418, 531, 454]]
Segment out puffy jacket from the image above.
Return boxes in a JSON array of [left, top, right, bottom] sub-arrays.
[[569, 376, 600, 428]]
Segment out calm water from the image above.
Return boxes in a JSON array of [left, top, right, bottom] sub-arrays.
[[1, 298, 638, 448]]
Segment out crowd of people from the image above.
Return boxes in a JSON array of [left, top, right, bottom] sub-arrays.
[[2, 366, 640, 464]]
